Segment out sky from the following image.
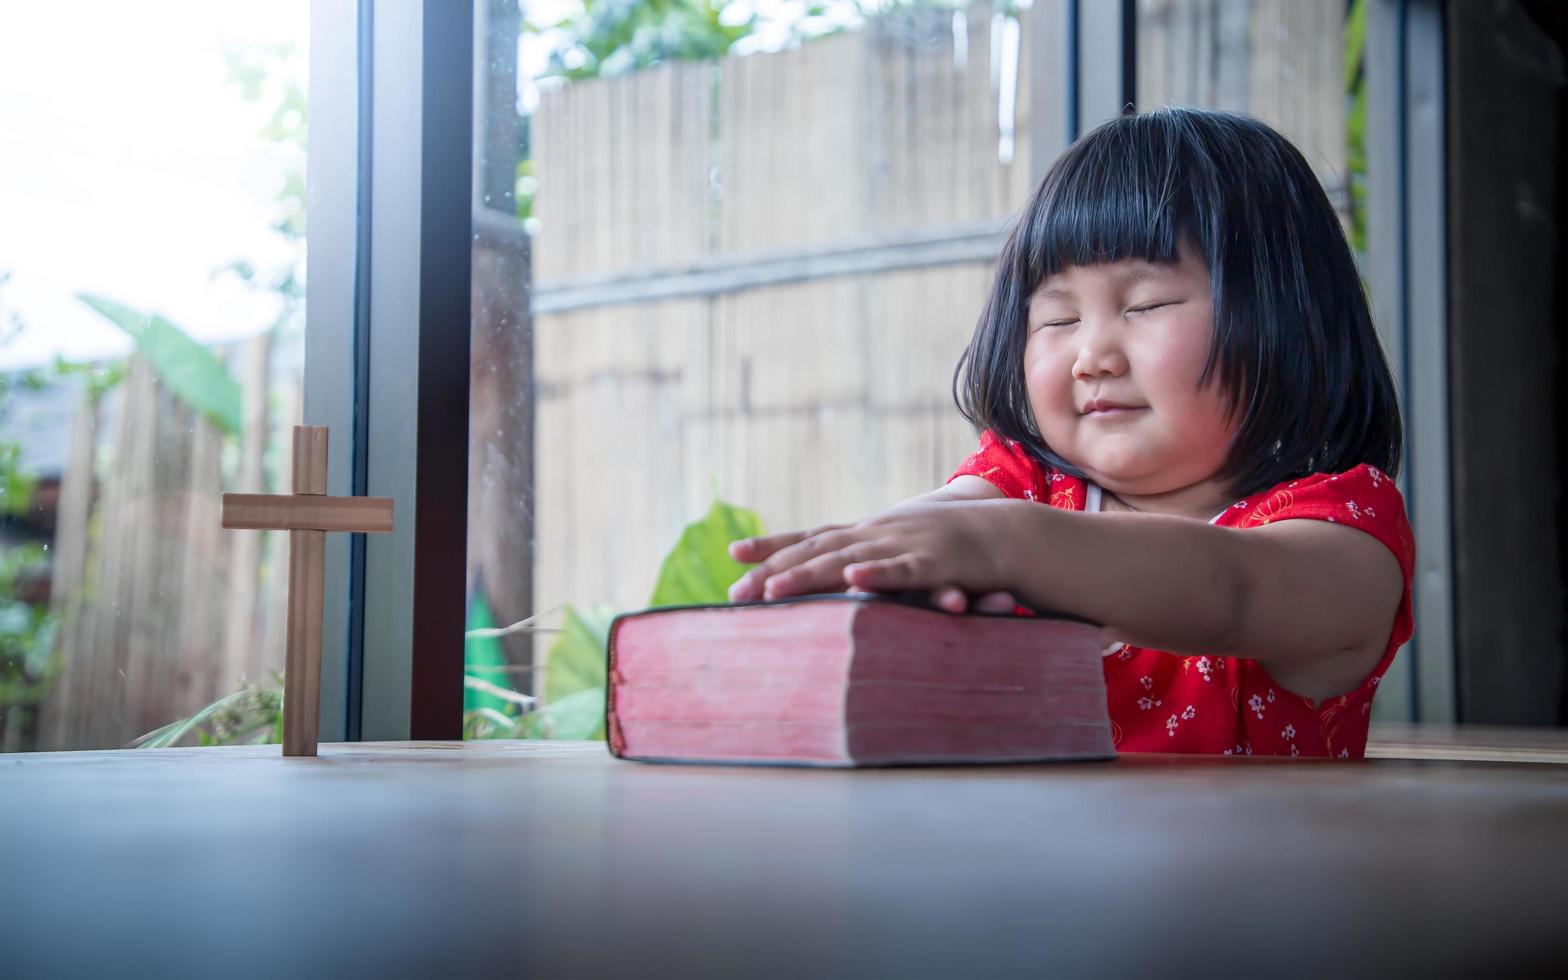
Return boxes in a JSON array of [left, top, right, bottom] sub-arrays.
[[0, 1, 307, 370]]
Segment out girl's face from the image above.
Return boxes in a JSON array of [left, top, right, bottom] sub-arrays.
[[1023, 239, 1238, 506]]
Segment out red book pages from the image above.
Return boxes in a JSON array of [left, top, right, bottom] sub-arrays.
[[607, 595, 1114, 767]]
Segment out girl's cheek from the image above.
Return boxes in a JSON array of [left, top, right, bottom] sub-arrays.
[[1023, 342, 1072, 406]]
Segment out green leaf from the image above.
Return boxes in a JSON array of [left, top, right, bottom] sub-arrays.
[[464, 706, 521, 739], [131, 689, 250, 748], [1344, 0, 1368, 91], [77, 293, 242, 435], [524, 685, 605, 740], [648, 498, 766, 607], [544, 603, 614, 702], [463, 592, 513, 715]]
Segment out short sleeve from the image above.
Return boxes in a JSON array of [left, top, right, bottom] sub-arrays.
[[1234, 464, 1416, 674], [948, 430, 1048, 501]]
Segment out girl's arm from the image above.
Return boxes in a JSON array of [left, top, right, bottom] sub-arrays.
[[739, 498, 1403, 703]]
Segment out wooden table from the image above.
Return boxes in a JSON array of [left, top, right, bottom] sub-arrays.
[[2, 732, 1564, 978]]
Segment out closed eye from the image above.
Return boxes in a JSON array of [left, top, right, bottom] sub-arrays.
[[1128, 301, 1177, 315], [1033, 318, 1078, 331]]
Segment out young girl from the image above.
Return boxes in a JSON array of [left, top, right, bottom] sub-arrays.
[[726, 107, 1414, 759]]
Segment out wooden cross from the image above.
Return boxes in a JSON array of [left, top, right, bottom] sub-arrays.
[[221, 426, 394, 756]]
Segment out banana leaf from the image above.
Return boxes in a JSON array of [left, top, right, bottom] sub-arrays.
[[78, 293, 242, 435], [648, 498, 766, 607]]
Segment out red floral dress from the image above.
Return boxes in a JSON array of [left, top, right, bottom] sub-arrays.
[[950, 430, 1415, 759]]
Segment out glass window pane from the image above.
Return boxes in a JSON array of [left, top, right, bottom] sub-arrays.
[[0, 3, 309, 751], [465, 0, 1062, 739]]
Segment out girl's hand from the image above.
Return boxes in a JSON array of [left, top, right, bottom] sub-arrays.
[[726, 500, 1019, 611], [728, 527, 1016, 612]]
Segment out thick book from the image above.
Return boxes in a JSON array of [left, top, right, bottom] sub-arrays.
[[606, 594, 1115, 767]]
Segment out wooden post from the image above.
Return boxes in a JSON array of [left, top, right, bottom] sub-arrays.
[[221, 426, 394, 756], [286, 428, 327, 757]]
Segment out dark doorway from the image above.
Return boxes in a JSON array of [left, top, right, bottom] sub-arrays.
[[1446, 0, 1567, 724]]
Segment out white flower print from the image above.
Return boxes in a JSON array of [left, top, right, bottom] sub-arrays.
[[1370, 675, 1380, 687], [1181, 705, 1196, 721], [1166, 714, 1179, 736], [1248, 694, 1266, 719], [1024, 489, 1037, 502], [1195, 657, 1213, 682], [1266, 689, 1276, 704], [1139, 675, 1154, 691], [1368, 467, 1384, 488], [1281, 724, 1296, 740], [1345, 500, 1378, 522], [1339, 748, 1350, 759], [1289, 743, 1300, 757], [1137, 696, 1156, 710], [1117, 648, 1134, 662]]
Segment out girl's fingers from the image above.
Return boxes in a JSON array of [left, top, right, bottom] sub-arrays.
[[727, 531, 804, 563], [760, 543, 886, 601], [930, 585, 969, 614], [729, 525, 860, 601], [973, 590, 1018, 614], [842, 556, 923, 593], [728, 524, 848, 563]]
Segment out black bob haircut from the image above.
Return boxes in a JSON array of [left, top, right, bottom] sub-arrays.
[[954, 107, 1403, 501]]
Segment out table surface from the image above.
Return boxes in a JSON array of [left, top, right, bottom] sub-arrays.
[[3, 728, 1565, 979]]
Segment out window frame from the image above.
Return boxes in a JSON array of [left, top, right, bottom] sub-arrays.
[[307, 0, 473, 741]]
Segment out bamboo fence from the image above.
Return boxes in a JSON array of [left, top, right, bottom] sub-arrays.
[[32, 337, 300, 751]]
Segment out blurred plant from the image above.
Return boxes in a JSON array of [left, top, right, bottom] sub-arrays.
[[132, 673, 283, 748], [0, 273, 61, 735], [0, 544, 61, 716], [464, 496, 765, 741], [535, 0, 756, 81], [0, 272, 46, 519], [1345, 0, 1368, 254], [217, 39, 307, 327]]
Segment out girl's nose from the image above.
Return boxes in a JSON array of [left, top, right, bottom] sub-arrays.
[[1071, 318, 1130, 380]]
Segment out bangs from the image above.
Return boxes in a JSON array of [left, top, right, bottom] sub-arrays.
[[1013, 113, 1210, 289]]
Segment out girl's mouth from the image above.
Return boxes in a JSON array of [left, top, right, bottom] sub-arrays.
[[1084, 406, 1145, 418]]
